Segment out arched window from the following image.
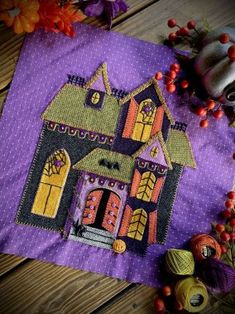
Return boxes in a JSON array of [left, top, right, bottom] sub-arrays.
[[131, 99, 157, 142], [122, 99, 165, 142], [127, 209, 148, 241], [31, 149, 70, 218], [136, 171, 156, 202]]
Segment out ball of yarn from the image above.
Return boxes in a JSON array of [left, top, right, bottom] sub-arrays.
[[196, 257, 235, 293], [175, 277, 209, 313], [165, 249, 195, 275], [190, 233, 221, 261]]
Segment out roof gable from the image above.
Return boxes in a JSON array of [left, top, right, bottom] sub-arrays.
[[73, 148, 135, 183], [84, 63, 112, 95], [166, 128, 197, 168], [119, 78, 175, 125], [41, 84, 120, 137], [132, 132, 173, 169]]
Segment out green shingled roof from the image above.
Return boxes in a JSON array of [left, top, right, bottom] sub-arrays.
[[42, 84, 120, 136], [166, 129, 197, 168], [73, 148, 135, 183]]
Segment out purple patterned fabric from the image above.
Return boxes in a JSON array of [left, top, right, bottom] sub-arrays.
[[138, 138, 168, 166], [0, 23, 234, 287]]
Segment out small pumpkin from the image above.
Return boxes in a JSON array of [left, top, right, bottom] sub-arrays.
[[194, 25, 235, 111], [112, 239, 126, 253], [0, 0, 40, 34]]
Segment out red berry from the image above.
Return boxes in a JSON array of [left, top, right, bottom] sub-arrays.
[[220, 245, 227, 254], [200, 119, 209, 128], [155, 72, 163, 80], [168, 32, 177, 42], [215, 224, 225, 233], [154, 297, 165, 312], [230, 232, 235, 240], [225, 200, 234, 209], [179, 27, 189, 36], [166, 77, 173, 84], [180, 80, 189, 89], [169, 70, 177, 79], [166, 83, 176, 93], [219, 33, 230, 44], [206, 99, 216, 110], [196, 107, 207, 117], [187, 20, 196, 29], [170, 63, 180, 72], [228, 44, 235, 61], [213, 109, 224, 119], [162, 285, 172, 296], [222, 209, 232, 218], [220, 231, 230, 241], [168, 18, 177, 28], [230, 218, 235, 228], [227, 191, 235, 200], [176, 30, 181, 36]]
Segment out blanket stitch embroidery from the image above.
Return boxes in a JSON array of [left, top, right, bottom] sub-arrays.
[[16, 62, 196, 255]]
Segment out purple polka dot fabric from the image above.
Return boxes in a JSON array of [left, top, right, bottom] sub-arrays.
[[0, 23, 234, 287]]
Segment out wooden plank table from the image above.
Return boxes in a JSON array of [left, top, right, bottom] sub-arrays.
[[0, 0, 234, 313]]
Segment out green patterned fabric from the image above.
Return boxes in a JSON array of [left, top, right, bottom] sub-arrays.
[[73, 148, 135, 183], [42, 84, 120, 136], [166, 129, 197, 168]]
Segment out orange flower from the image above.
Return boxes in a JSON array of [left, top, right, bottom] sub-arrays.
[[0, 0, 40, 34], [36, 0, 86, 37]]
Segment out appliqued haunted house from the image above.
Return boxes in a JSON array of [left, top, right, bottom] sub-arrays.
[[17, 63, 196, 255]]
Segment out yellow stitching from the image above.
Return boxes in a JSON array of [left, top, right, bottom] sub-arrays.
[[15, 219, 62, 233], [119, 79, 153, 105], [84, 63, 112, 95], [153, 78, 175, 125], [157, 165, 183, 244], [132, 131, 173, 170], [132, 134, 158, 158]]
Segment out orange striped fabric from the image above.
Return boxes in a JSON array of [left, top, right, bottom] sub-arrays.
[[148, 210, 157, 244], [122, 97, 139, 138], [102, 192, 120, 233], [118, 205, 133, 236], [130, 169, 142, 197], [82, 190, 103, 225], [151, 105, 164, 136], [151, 176, 165, 203]]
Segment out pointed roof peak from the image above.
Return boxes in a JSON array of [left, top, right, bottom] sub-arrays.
[[119, 77, 174, 125], [132, 131, 173, 169], [84, 63, 112, 95]]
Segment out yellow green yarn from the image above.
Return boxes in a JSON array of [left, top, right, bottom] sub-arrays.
[[175, 277, 208, 313], [165, 249, 195, 275]]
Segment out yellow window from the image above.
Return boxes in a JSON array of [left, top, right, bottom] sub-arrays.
[[91, 92, 100, 105], [136, 171, 156, 202], [131, 99, 157, 142], [150, 146, 159, 158], [31, 149, 70, 218], [127, 209, 148, 241]]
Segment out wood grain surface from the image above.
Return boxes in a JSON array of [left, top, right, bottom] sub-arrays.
[[0, 0, 235, 313]]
